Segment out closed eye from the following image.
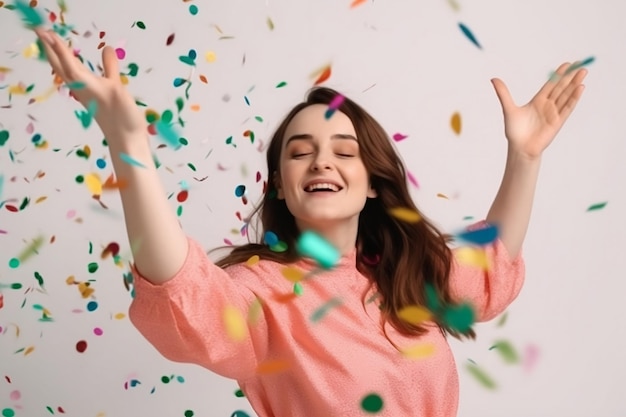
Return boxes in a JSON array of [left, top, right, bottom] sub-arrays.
[[292, 153, 312, 158]]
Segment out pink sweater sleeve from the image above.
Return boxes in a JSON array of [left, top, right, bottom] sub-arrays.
[[128, 236, 268, 381], [449, 222, 526, 322]]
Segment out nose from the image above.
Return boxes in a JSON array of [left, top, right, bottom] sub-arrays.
[[310, 153, 333, 171]]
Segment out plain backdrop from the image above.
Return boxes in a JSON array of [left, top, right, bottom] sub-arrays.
[[1, 0, 624, 416]]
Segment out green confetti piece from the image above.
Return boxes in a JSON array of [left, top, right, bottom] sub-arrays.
[[234, 389, 245, 398], [269, 241, 288, 252], [13, 0, 44, 28], [184, 410, 194, 417], [187, 163, 196, 171], [127, 63, 139, 77], [87, 262, 98, 273], [161, 375, 170, 383], [179, 55, 196, 66], [119, 152, 146, 168], [135, 21, 146, 29], [361, 393, 384, 413], [18, 196, 30, 211], [34, 271, 44, 287], [155, 120, 182, 149], [489, 340, 519, 364], [496, 312, 508, 327], [2, 408, 16, 417], [465, 362, 497, 389], [176, 97, 184, 112], [565, 56, 595, 74], [177, 205, 183, 216], [8, 258, 20, 268], [276, 81, 287, 88], [0, 130, 9, 146], [586, 201, 607, 212], [442, 302, 475, 333], [254, 116, 263, 122], [293, 282, 303, 296], [67, 81, 86, 90], [424, 283, 443, 313]]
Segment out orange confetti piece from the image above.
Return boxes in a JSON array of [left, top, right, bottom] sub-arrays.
[[350, 0, 367, 8], [311, 65, 332, 85], [450, 112, 461, 135], [190, 104, 201, 112], [223, 305, 247, 341], [199, 74, 208, 84], [35, 196, 47, 204], [24, 346, 35, 356], [280, 266, 304, 283], [256, 359, 290, 374], [102, 173, 128, 190], [274, 292, 298, 303], [388, 207, 421, 223]]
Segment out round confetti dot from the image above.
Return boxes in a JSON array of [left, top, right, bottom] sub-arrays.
[[189, 4, 198, 15], [76, 340, 87, 353], [234, 389, 245, 397], [1, 408, 15, 417], [66, 209, 76, 219], [93, 327, 103, 336], [96, 158, 106, 169], [9, 390, 20, 401], [86, 301, 98, 312], [8, 258, 19, 268], [115, 48, 126, 60], [264, 231, 278, 246], [235, 185, 246, 197], [184, 410, 194, 417], [161, 375, 170, 383], [361, 393, 384, 413], [205, 51, 216, 63], [88, 262, 99, 273], [177, 190, 188, 203], [75, 175, 84, 183]]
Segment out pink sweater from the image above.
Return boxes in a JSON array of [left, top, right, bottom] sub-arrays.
[[128, 228, 524, 417]]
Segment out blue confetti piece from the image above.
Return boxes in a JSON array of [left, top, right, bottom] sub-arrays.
[[264, 231, 279, 246], [154, 120, 182, 149], [456, 223, 498, 245], [458, 22, 481, 49], [565, 56, 595, 74], [231, 412, 251, 417], [119, 152, 146, 168]]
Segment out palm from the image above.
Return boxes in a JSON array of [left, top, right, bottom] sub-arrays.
[[492, 62, 588, 159]]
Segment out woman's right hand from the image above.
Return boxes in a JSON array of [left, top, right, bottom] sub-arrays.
[[34, 28, 147, 142]]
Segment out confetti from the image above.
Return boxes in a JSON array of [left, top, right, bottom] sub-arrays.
[[406, 170, 419, 188], [397, 305, 431, 325], [325, 94, 345, 119], [388, 207, 421, 223], [296, 231, 339, 269], [223, 305, 247, 341], [230, 411, 251, 417], [281, 266, 305, 283], [310, 297, 342, 322], [392, 133, 407, 142], [442, 302, 475, 332], [458, 22, 481, 49], [119, 152, 146, 168], [401, 343, 436, 359], [522, 343, 540, 372], [312, 65, 331, 85], [0, 130, 10, 146], [450, 112, 461, 135], [256, 359, 290, 374], [565, 56, 595, 75], [455, 223, 498, 245], [13, 0, 44, 28], [266, 17, 274, 30], [586, 201, 607, 211], [454, 246, 489, 269], [489, 339, 519, 364], [361, 393, 384, 413], [465, 361, 496, 389], [276, 81, 287, 88], [350, 0, 367, 8]]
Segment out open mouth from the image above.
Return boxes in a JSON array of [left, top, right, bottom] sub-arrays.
[[304, 183, 343, 192]]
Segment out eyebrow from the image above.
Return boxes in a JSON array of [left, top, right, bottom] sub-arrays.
[[285, 133, 358, 145]]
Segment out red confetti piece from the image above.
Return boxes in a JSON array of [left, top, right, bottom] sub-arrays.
[[392, 133, 407, 141], [313, 65, 332, 85], [76, 340, 87, 353]]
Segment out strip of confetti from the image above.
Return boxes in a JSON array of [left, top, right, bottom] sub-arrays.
[[586, 201, 607, 211], [458, 22, 481, 49], [465, 361, 496, 389], [388, 207, 421, 223], [489, 339, 519, 364]]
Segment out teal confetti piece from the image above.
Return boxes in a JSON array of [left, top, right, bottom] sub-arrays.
[[0, 174, 4, 199], [586, 201, 607, 212], [296, 231, 339, 269], [67, 81, 86, 90], [456, 223, 498, 245], [458, 22, 481, 49], [442, 302, 475, 333], [310, 297, 342, 322], [489, 339, 519, 364], [155, 120, 182, 149], [565, 56, 595, 75], [14, 0, 44, 28], [119, 152, 146, 168]]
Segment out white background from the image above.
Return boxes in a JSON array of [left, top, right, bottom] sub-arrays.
[[1, 0, 624, 416]]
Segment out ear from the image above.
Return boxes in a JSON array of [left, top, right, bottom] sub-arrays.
[[273, 171, 284, 200]]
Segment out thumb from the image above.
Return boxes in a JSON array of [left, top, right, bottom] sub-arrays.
[[490, 78, 515, 114], [102, 46, 120, 80]]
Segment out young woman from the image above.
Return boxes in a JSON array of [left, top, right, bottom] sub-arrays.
[[34, 27, 587, 417]]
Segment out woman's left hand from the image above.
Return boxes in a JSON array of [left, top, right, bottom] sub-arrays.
[[491, 62, 588, 160]]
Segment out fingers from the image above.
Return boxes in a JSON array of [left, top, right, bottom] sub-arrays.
[[43, 31, 87, 83], [34, 28, 67, 79], [554, 69, 587, 112], [534, 62, 570, 100], [547, 62, 581, 101], [557, 84, 585, 121], [101, 46, 120, 80]]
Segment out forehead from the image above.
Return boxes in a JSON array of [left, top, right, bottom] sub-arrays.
[[283, 104, 356, 146]]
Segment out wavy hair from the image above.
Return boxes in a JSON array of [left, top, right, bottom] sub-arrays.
[[213, 87, 475, 341]]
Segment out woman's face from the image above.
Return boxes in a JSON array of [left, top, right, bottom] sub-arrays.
[[276, 104, 377, 233]]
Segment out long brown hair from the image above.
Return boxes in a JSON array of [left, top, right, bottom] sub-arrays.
[[213, 87, 475, 340]]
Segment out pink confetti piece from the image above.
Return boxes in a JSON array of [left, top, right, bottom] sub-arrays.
[[407, 170, 419, 188], [115, 47, 126, 60], [392, 133, 408, 142], [523, 344, 540, 372]]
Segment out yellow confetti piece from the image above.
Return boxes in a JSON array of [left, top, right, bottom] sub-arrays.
[[223, 305, 247, 341], [455, 247, 489, 270], [24, 346, 35, 356], [436, 193, 449, 199], [205, 51, 216, 63], [401, 343, 436, 359], [280, 266, 305, 283], [9, 84, 28, 95], [450, 112, 461, 135], [388, 207, 421, 223], [0, 66, 12, 73], [398, 305, 431, 325], [266, 16, 274, 30], [85, 173, 103, 195], [246, 255, 260, 266], [114, 312, 126, 320], [22, 42, 40, 59], [17, 236, 44, 263]]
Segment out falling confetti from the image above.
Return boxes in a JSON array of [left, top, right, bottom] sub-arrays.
[[361, 393, 384, 414], [401, 343, 436, 359], [398, 305, 431, 325], [392, 133, 407, 142], [296, 231, 339, 269], [465, 361, 496, 389], [489, 339, 519, 364], [310, 297, 343, 322], [565, 56, 595, 75], [13, 0, 45, 28], [311, 64, 332, 85], [455, 223, 498, 245], [458, 22, 481, 49], [388, 207, 421, 223], [223, 305, 247, 341], [586, 201, 607, 212], [454, 246, 489, 269], [450, 112, 461, 135]]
